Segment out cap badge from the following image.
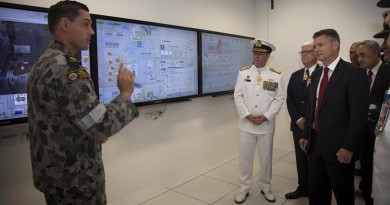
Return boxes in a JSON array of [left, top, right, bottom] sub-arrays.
[[255, 40, 262, 48]]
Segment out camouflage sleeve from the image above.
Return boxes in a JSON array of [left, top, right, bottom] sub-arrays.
[[50, 62, 138, 140]]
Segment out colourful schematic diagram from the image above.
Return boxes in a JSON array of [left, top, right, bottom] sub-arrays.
[[96, 18, 198, 105], [201, 33, 253, 94]]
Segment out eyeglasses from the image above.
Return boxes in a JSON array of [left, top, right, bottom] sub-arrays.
[[299, 50, 314, 55]]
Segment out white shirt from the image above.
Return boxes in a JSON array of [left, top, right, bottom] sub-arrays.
[[316, 56, 340, 99]]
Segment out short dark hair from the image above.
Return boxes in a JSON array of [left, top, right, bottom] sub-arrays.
[[313, 29, 340, 44], [48, 0, 89, 33]]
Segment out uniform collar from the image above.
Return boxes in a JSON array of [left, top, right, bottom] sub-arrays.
[[252, 64, 269, 72], [49, 40, 72, 55]]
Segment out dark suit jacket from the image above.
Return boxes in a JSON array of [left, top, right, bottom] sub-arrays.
[[368, 62, 390, 121], [287, 65, 321, 132], [302, 59, 369, 161]]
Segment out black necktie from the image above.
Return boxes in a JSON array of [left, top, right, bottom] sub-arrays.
[[368, 70, 373, 88]]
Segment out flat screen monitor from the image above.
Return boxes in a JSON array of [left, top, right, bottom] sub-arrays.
[[91, 16, 199, 106], [201, 31, 254, 95], [0, 2, 90, 126]]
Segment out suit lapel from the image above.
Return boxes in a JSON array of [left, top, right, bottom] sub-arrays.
[[310, 67, 322, 106], [307, 67, 322, 130], [371, 63, 385, 97], [306, 64, 322, 99], [314, 64, 322, 72]]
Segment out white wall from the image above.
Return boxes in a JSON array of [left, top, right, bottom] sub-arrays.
[[0, 0, 385, 204]]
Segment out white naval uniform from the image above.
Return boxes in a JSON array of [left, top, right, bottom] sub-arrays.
[[234, 64, 284, 193], [372, 118, 390, 205]]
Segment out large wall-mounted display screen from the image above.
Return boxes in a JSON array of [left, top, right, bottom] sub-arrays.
[[201, 32, 253, 95], [0, 2, 90, 126], [93, 16, 199, 106]]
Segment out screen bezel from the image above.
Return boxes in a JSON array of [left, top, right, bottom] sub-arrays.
[[199, 30, 254, 97], [90, 14, 200, 107]]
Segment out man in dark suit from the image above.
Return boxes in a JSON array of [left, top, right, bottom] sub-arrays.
[[285, 41, 321, 199], [356, 40, 390, 205], [299, 29, 369, 205]]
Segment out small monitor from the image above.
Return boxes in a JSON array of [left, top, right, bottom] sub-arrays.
[[0, 2, 90, 126], [91, 16, 199, 106], [201, 31, 253, 95]]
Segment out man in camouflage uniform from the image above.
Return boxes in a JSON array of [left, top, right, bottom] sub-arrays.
[[27, 1, 138, 204], [234, 39, 284, 204]]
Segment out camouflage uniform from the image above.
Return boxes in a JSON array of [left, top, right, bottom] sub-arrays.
[[27, 40, 139, 204]]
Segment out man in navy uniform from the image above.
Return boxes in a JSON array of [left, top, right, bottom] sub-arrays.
[[371, 9, 390, 204], [234, 39, 284, 203], [28, 1, 138, 204]]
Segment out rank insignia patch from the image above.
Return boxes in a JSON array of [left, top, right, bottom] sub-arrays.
[[66, 69, 90, 83]]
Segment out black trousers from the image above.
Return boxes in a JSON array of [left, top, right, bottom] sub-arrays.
[[307, 130, 355, 205], [292, 130, 308, 190]]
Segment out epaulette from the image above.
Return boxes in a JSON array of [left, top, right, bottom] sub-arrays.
[[240, 65, 251, 71], [270, 67, 281, 74], [64, 55, 82, 71], [64, 55, 81, 65]]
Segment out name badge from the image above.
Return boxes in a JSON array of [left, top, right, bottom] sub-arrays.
[[369, 104, 378, 109]]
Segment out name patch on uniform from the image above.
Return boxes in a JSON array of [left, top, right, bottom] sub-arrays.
[[66, 69, 90, 83]]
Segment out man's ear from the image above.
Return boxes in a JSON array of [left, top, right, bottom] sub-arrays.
[[59, 17, 68, 31], [333, 40, 340, 51]]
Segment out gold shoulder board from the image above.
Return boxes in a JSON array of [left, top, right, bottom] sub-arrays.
[[240, 65, 251, 71], [270, 67, 281, 74]]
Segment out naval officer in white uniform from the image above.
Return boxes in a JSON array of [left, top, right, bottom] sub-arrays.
[[234, 39, 284, 204], [372, 11, 390, 205]]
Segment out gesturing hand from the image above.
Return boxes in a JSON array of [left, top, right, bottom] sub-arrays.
[[117, 63, 135, 98]]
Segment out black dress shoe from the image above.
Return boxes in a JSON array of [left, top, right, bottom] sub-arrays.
[[285, 189, 308, 199]]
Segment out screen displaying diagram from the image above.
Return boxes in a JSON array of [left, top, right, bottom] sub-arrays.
[[201, 32, 253, 94], [95, 18, 198, 105]]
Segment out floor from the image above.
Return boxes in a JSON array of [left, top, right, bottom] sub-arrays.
[[134, 148, 365, 205]]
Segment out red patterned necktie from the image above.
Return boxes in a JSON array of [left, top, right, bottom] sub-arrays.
[[315, 67, 329, 131]]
